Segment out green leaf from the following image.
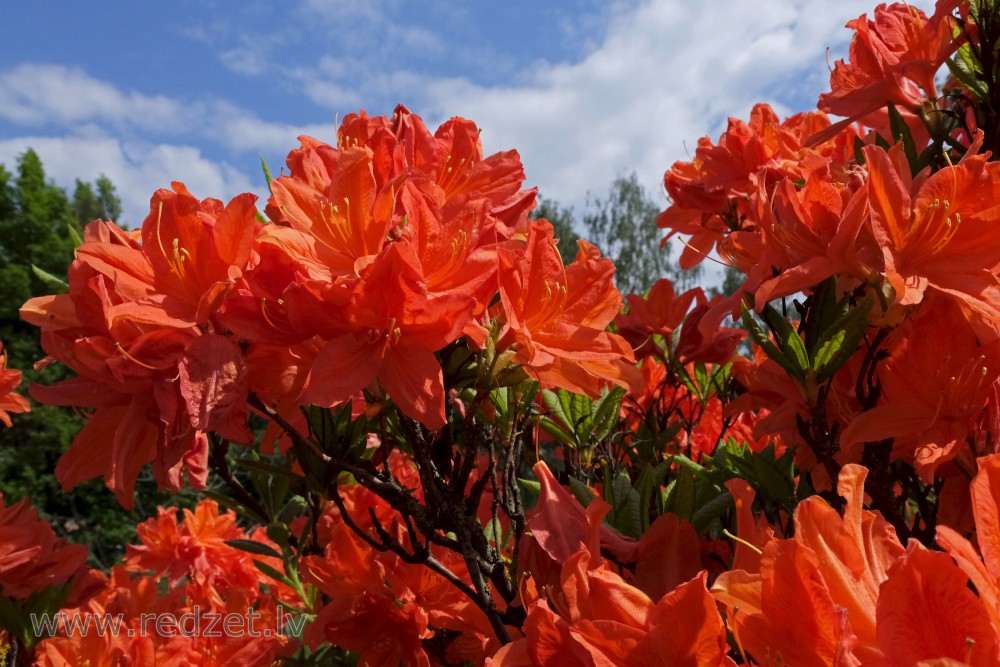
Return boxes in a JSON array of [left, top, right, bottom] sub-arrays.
[[491, 387, 510, 415], [709, 362, 733, 398], [591, 386, 626, 439], [675, 364, 699, 396], [266, 522, 292, 548], [225, 539, 283, 559], [633, 465, 656, 532], [803, 277, 842, 351], [691, 490, 734, 534], [741, 301, 802, 381], [233, 457, 301, 481], [0, 594, 26, 644], [887, 102, 919, 173], [605, 470, 642, 538], [67, 223, 83, 249], [948, 46, 988, 100], [261, 155, 275, 196], [666, 467, 696, 520], [853, 135, 867, 166], [762, 304, 809, 375], [202, 489, 266, 522], [542, 389, 575, 433], [539, 417, 576, 446], [694, 362, 709, 400], [31, 264, 68, 294], [751, 444, 797, 509], [519, 478, 541, 497], [669, 453, 705, 475], [567, 475, 596, 508], [812, 296, 873, 382], [253, 559, 295, 588]]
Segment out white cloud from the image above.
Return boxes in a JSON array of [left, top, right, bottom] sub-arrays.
[[203, 100, 333, 155], [219, 48, 271, 77], [299, 0, 381, 22], [0, 133, 258, 227], [0, 0, 941, 243], [416, 0, 936, 212], [0, 64, 188, 132], [0, 64, 331, 160]]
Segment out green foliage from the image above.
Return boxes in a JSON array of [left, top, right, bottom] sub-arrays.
[[741, 286, 873, 396], [531, 196, 580, 266], [703, 440, 805, 525], [533, 174, 702, 296], [0, 580, 73, 650], [539, 386, 626, 451], [582, 172, 681, 296]]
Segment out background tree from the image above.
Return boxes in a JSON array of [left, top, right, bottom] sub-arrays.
[[0, 150, 190, 568], [533, 172, 703, 296], [532, 196, 580, 266]]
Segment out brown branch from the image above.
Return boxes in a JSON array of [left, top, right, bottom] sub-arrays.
[[248, 393, 330, 464], [207, 436, 273, 525]]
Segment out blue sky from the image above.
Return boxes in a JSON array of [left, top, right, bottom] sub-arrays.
[[0, 0, 934, 228]]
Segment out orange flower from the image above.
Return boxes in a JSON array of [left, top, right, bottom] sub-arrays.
[[937, 454, 1000, 642], [300, 242, 475, 429], [126, 501, 243, 582], [21, 186, 258, 507], [840, 297, 1000, 480], [494, 497, 732, 666], [717, 462, 999, 665], [0, 493, 87, 598], [340, 105, 535, 237], [303, 454, 493, 666], [658, 104, 853, 269], [141, 183, 259, 327], [266, 143, 396, 280], [818, 2, 959, 138], [713, 464, 904, 665], [0, 341, 29, 427], [865, 142, 1000, 339], [615, 279, 704, 359], [752, 166, 879, 305], [497, 220, 639, 397], [875, 542, 997, 666]]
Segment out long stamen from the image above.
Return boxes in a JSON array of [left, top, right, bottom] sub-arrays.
[[730, 605, 751, 667], [153, 201, 171, 267], [114, 342, 168, 371], [171, 238, 189, 278], [278, 204, 339, 254], [723, 528, 763, 555], [259, 298, 280, 330], [677, 236, 734, 268]]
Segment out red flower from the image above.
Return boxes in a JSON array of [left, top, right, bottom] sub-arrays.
[[864, 142, 1000, 339], [713, 464, 904, 664], [20, 186, 257, 507], [0, 494, 87, 598], [497, 220, 639, 397], [818, 2, 959, 139], [840, 297, 1000, 480], [300, 242, 474, 429], [0, 341, 29, 427]]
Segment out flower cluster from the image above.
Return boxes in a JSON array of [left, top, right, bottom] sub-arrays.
[[8, 0, 1000, 665], [20, 106, 637, 507]]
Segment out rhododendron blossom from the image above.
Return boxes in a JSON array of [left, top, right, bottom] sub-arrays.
[[0, 493, 87, 599], [10, 1, 1000, 663], [0, 341, 29, 427]]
